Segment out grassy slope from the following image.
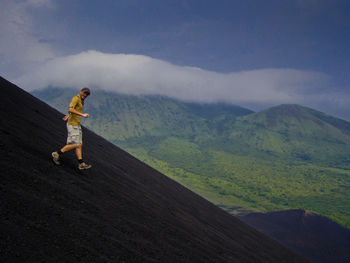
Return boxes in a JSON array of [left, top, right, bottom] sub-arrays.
[[32, 88, 350, 229]]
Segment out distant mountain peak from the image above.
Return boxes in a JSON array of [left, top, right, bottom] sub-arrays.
[[251, 104, 316, 118], [241, 103, 350, 130]]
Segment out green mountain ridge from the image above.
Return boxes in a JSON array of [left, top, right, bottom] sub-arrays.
[[225, 104, 350, 165], [32, 88, 350, 229], [33, 87, 254, 143]]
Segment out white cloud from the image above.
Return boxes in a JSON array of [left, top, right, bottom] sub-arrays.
[[1, 1, 349, 120], [16, 50, 332, 107], [0, 0, 56, 78]]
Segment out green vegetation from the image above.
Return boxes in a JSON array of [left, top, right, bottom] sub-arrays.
[[32, 88, 350, 229]]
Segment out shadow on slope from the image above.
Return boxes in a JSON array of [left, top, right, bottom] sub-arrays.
[[240, 209, 350, 263], [0, 77, 309, 263]]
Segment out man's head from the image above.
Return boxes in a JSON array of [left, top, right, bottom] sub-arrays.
[[80, 87, 91, 100]]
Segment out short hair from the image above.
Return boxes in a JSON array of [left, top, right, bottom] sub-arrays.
[[81, 87, 91, 95]]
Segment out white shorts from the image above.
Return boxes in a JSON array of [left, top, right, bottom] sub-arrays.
[[66, 124, 82, 145]]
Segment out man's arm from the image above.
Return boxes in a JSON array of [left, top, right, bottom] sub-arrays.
[[69, 107, 89, 118]]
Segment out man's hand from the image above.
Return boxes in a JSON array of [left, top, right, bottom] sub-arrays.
[[62, 115, 69, 121], [68, 107, 89, 118]]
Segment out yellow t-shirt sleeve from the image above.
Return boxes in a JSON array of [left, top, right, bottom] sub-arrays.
[[69, 96, 79, 109]]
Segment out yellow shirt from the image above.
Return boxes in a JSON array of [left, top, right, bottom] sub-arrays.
[[68, 94, 84, 126]]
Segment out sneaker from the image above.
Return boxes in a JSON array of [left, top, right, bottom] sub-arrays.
[[78, 162, 92, 170], [52, 151, 61, 165]]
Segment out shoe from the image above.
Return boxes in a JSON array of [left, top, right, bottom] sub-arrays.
[[52, 151, 61, 165], [78, 162, 92, 170]]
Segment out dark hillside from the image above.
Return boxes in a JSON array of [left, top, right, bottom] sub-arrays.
[[240, 209, 350, 263], [0, 76, 309, 262]]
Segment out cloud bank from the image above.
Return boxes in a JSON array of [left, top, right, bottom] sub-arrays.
[[0, 0, 56, 78], [2, 1, 350, 120], [16, 50, 332, 108]]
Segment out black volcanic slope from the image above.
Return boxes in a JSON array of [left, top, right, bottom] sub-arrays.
[[0, 77, 309, 263], [240, 209, 350, 263]]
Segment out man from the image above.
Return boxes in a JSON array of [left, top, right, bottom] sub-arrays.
[[52, 87, 92, 170]]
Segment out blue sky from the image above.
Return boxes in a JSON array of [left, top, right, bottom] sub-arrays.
[[1, 0, 350, 119]]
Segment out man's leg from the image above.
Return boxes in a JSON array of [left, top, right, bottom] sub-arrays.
[[52, 124, 82, 166], [75, 143, 92, 170], [75, 143, 82, 160], [61, 144, 79, 153], [52, 144, 78, 165]]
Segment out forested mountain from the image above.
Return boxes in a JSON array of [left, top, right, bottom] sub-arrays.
[[32, 88, 350, 229]]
